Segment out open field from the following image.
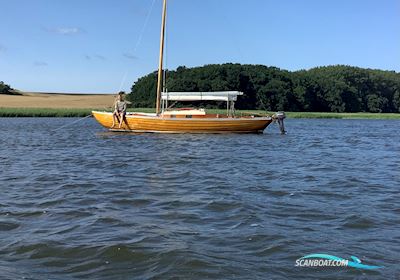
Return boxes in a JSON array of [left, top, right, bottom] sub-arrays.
[[0, 92, 115, 109]]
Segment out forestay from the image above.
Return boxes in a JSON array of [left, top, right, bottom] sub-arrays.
[[162, 91, 243, 102]]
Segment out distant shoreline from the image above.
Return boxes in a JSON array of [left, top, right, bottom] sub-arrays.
[[0, 108, 399, 119], [1, 92, 399, 119]]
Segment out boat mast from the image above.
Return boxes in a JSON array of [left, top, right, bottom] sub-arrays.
[[156, 0, 167, 115]]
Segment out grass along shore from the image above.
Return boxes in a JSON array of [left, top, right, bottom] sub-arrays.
[[0, 107, 400, 119], [0, 108, 96, 117], [281, 112, 400, 119]]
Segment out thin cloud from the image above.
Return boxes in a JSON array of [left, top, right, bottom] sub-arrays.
[[85, 54, 106, 61], [94, 54, 106, 60], [44, 27, 85, 35], [123, 53, 138, 60], [34, 61, 48, 67], [0, 44, 6, 52]]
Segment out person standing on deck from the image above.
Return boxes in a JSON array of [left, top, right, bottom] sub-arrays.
[[112, 91, 127, 129]]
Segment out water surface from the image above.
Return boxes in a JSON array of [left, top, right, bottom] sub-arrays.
[[0, 118, 399, 279]]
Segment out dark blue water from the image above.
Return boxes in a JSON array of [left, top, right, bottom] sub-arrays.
[[0, 118, 399, 279]]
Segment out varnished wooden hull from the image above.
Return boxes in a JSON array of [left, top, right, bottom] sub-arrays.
[[92, 111, 272, 133]]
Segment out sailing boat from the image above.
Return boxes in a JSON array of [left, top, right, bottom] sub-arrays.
[[92, 0, 272, 133]]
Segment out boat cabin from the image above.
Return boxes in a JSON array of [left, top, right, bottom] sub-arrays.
[[161, 91, 243, 117]]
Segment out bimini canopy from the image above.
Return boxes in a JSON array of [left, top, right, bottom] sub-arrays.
[[162, 91, 243, 102]]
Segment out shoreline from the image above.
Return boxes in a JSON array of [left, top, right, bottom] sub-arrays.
[[0, 108, 399, 119]]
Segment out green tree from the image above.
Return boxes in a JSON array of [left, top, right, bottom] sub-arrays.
[[0, 81, 12, 94], [393, 90, 400, 112], [367, 94, 388, 113], [128, 64, 400, 113]]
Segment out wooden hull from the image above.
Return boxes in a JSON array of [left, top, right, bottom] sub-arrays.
[[92, 111, 272, 133]]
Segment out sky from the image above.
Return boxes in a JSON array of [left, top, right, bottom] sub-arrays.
[[0, 0, 399, 93]]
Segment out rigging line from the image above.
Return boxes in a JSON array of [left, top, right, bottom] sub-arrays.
[[118, 71, 128, 92], [117, 0, 156, 93], [53, 114, 93, 132], [134, 0, 157, 53]]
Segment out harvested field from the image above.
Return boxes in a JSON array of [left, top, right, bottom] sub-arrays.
[[0, 92, 116, 109]]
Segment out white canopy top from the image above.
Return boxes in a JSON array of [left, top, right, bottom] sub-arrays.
[[161, 91, 243, 102]]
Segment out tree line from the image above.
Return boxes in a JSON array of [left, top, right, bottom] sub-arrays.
[[0, 81, 12, 94], [128, 64, 400, 113]]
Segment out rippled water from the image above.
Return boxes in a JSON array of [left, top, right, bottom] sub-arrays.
[[0, 118, 399, 279]]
